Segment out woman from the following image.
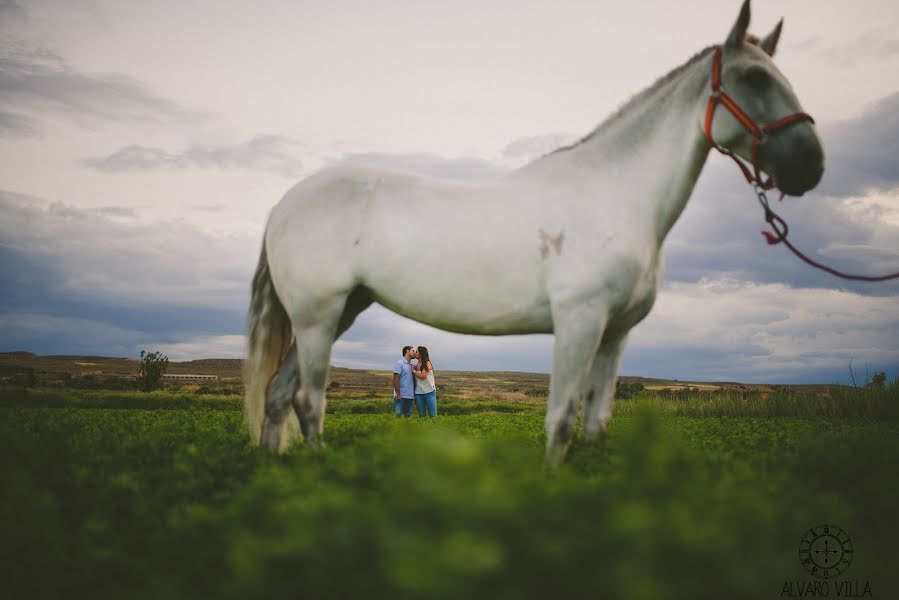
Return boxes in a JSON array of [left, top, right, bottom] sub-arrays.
[[412, 345, 437, 417]]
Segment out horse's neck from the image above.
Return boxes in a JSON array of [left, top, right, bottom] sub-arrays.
[[523, 53, 712, 246]]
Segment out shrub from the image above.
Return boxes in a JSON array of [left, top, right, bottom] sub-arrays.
[[615, 381, 645, 399], [137, 350, 169, 392]]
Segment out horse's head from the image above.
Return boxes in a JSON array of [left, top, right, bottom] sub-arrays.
[[703, 0, 824, 196]]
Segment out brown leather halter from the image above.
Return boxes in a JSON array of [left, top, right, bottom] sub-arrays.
[[703, 46, 899, 281], [703, 45, 814, 192]]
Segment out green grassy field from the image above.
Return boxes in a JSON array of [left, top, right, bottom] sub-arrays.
[[2, 386, 898, 600]]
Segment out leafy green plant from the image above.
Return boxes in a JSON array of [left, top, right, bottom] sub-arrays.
[[1, 401, 897, 600], [137, 350, 169, 392]]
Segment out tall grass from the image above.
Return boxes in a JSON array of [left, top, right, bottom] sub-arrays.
[[615, 379, 899, 419]]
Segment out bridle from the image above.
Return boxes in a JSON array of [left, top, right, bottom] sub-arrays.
[[703, 45, 814, 192], [702, 45, 899, 282]]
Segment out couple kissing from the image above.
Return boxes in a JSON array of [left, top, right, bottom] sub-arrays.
[[392, 345, 437, 418]]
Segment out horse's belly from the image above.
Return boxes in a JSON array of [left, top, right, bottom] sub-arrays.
[[356, 178, 554, 334], [370, 273, 553, 335]]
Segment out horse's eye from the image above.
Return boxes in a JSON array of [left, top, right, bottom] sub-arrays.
[[742, 66, 770, 88]]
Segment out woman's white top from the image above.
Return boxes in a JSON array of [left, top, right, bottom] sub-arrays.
[[415, 365, 436, 394]]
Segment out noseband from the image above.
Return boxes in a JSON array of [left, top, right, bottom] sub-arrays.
[[703, 45, 814, 192]]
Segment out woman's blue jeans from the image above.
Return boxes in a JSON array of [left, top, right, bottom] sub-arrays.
[[414, 390, 437, 417]]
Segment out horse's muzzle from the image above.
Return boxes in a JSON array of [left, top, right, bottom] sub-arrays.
[[764, 127, 825, 196]]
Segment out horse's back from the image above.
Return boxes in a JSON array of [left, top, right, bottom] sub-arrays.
[[269, 165, 375, 223], [268, 164, 478, 228]]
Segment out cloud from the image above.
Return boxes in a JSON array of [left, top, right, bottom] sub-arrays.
[[0, 43, 203, 132], [816, 91, 899, 196], [0, 313, 247, 360], [81, 135, 508, 187], [662, 184, 899, 295], [91, 205, 138, 219], [0, 191, 255, 358], [84, 135, 306, 177], [0, 109, 37, 137], [0, 312, 148, 357], [0, 190, 259, 311], [0, 0, 27, 23], [623, 278, 899, 383], [153, 334, 245, 361]]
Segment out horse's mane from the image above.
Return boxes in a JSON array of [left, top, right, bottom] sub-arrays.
[[550, 45, 716, 155]]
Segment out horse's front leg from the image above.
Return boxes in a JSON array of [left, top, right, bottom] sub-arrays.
[[545, 299, 607, 468], [583, 335, 627, 442]]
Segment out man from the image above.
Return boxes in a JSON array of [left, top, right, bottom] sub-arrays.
[[392, 346, 416, 417]]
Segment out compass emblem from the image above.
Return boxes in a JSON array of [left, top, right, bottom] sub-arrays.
[[798, 524, 853, 579]]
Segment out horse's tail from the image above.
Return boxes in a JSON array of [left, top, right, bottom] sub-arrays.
[[244, 239, 292, 445]]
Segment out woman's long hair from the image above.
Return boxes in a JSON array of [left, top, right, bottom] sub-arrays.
[[417, 346, 432, 372]]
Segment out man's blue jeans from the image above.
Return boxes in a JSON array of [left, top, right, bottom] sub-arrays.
[[414, 390, 437, 417], [393, 396, 414, 417]]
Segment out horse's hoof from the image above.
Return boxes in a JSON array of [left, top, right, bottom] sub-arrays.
[[582, 424, 608, 445], [544, 443, 568, 470]]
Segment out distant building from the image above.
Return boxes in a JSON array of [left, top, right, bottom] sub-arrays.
[[162, 373, 219, 381]]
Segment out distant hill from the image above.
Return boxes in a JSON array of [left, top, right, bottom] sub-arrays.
[[0, 351, 837, 395]]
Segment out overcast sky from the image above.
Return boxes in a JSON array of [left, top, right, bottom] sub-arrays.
[[1, 0, 898, 383]]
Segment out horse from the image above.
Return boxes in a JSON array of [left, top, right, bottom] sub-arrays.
[[243, 0, 824, 466]]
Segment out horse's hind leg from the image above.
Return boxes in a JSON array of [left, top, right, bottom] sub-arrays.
[[260, 343, 299, 452], [291, 287, 373, 445], [583, 335, 627, 442], [260, 288, 373, 451]]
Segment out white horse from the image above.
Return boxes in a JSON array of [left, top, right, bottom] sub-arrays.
[[244, 0, 824, 466]]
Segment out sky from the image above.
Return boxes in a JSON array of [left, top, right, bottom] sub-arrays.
[[1, 0, 898, 383]]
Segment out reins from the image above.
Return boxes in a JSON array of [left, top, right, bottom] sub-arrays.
[[704, 45, 899, 282]]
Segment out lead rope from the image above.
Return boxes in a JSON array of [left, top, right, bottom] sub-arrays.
[[752, 183, 899, 282]]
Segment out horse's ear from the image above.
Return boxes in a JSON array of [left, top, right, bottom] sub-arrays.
[[759, 19, 783, 56], [726, 0, 751, 47]]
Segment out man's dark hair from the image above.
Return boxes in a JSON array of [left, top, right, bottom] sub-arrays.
[[401, 346, 412, 357]]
